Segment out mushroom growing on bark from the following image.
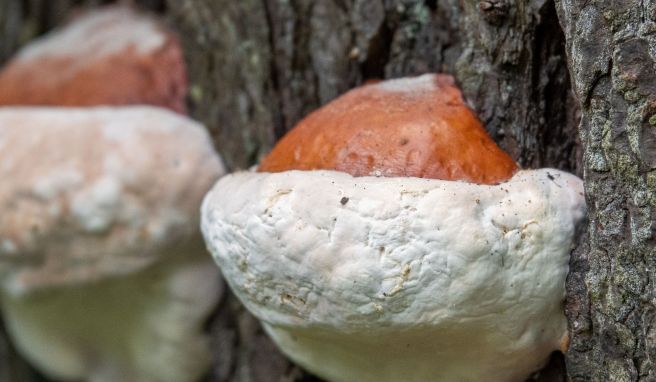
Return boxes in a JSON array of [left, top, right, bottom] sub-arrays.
[[0, 107, 225, 382], [0, 5, 187, 113], [201, 74, 586, 382]]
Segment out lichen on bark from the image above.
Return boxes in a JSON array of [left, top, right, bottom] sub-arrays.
[[0, 0, 587, 381], [556, 1, 656, 380]]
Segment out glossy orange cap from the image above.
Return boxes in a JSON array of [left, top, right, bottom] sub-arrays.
[[258, 74, 518, 184]]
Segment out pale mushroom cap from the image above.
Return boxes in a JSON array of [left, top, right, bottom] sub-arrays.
[[16, 7, 165, 62], [0, 106, 225, 294], [201, 169, 586, 382], [0, 6, 188, 113]]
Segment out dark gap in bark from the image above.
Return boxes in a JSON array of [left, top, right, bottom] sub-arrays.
[[262, 0, 287, 141], [293, 370, 323, 382], [39, 0, 54, 32], [134, 0, 166, 13], [332, 0, 349, 14], [424, 0, 437, 12], [291, 1, 313, 70], [531, 352, 567, 382], [203, 289, 239, 382], [361, 13, 393, 80], [532, 0, 579, 173]]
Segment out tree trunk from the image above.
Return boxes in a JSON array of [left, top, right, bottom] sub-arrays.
[[4, 0, 636, 381], [555, 1, 656, 381]]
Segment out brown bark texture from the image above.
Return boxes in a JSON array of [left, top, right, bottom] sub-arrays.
[[0, 0, 594, 381], [555, 1, 656, 381], [168, 0, 579, 175]]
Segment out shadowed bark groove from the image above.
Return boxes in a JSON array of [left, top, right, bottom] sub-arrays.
[[556, 1, 656, 380]]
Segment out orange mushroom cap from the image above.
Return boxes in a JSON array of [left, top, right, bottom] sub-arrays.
[[258, 74, 518, 185]]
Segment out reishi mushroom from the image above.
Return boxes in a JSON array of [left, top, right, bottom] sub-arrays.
[[0, 107, 225, 382], [0, 6, 187, 113], [201, 74, 586, 382]]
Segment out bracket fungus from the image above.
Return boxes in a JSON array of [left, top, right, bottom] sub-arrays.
[[0, 6, 187, 113], [201, 74, 586, 381], [0, 107, 225, 382]]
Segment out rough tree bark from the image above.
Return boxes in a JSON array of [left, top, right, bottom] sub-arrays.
[[556, 1, 656, 381], [0, 0, 599, 381], [167, 0, 579, 174]]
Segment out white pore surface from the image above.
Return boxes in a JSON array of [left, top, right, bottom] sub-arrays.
[[2, 252, 221, 382], [202, 169, 586, 382], [0, 106, 225, 294], [16, 6, 165, 63]]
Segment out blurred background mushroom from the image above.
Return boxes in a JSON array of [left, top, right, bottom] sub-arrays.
[[201, 74, 587, 382], [0, 5, 228, 380], [0, 106, 225, 382], [0, 5, 187, 113]]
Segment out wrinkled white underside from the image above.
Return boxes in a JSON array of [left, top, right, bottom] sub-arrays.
[[1, 251, 221, 382], [0, 107, 225, 293], [202, 169, 586, 382]]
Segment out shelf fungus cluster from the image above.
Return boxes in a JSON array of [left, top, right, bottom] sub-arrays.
[[201, 74, 586, 382], [0, 6, 224, 382]]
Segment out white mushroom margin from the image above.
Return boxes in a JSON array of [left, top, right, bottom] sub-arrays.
[[201, 169, 586, 382], [0, 106, 226, 382]]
